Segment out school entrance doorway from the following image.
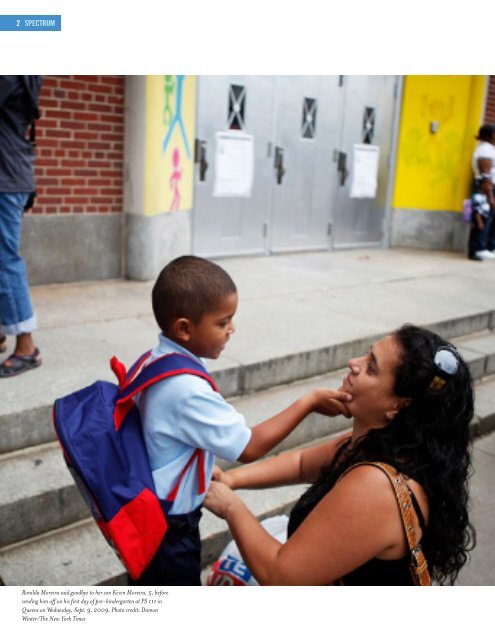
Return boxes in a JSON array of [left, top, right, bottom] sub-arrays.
[[192, 75, 398, 257]]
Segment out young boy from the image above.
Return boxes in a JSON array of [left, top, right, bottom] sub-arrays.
[[129, 255, 351, 586], [468, 177, 493, 260]]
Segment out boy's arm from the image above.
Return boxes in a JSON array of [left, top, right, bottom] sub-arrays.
[[237, 389, 351, 463]]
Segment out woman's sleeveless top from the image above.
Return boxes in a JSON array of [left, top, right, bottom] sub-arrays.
[[287, 468, 427, 586]]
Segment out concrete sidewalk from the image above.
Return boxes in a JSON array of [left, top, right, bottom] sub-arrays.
[[1, 247, 495, 585], [4, 246, 495, 420]]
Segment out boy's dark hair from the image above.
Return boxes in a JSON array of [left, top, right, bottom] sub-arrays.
[[152, 255, 237, 334]]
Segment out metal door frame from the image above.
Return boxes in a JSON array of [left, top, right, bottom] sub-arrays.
[[380, 76, 404, 250]]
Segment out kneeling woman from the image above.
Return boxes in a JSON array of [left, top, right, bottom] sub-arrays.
[[205, 324, 476, 585]]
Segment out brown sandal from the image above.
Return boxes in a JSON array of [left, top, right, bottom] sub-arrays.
[[0, 334, 6, 353]]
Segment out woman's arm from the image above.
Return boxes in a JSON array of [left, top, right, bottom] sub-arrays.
[[205, 465, 410, 585], [217, 430, 352, 489], [238, 388, 352, 463]]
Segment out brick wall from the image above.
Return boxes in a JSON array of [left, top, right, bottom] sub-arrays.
[[30, 75, 125, 215], [484, 75, 495, 124]]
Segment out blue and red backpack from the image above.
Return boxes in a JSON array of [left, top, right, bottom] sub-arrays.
[[52, 351, 218, 580]]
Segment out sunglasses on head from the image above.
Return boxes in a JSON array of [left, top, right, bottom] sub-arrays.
[[429, 346, 460, 391]]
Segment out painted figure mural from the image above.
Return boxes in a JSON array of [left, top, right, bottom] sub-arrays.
[[169, 147, 182, 211], [144, 75, 196, 216]]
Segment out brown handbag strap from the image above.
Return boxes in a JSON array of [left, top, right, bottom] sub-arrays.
[[337, 461, 431, 586]]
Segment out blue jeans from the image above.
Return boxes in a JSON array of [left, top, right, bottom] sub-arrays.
[[468, 207, 495, 257], [487, 207, 495, 252], [0, 192, 36, 335]]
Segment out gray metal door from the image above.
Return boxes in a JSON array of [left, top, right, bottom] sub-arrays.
[[192, 75, 397, 257], [192, 76, 275, 257], [332, 76, 397, 248], [269, 76, 341, 252]]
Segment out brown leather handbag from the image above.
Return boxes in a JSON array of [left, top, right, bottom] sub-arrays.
[[338, 461, 431, 586]]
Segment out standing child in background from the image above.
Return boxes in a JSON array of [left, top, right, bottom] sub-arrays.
[[128, 255, 352, 586], [468, 177, 492, 261], [469, 124, 495, 261]]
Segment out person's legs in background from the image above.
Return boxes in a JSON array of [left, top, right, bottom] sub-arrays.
[[468, 210, 491, 260], [485, 206, 495, 256], [468, 220, 483, 259], [0, 192, 41, 377]]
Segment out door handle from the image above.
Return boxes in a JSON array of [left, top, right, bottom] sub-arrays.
[[337, 151, 349, 186], [274, 146, 286, 185], [194, 138, 209, 182]]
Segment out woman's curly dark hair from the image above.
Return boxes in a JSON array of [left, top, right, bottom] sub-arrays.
[[301, 324, 476, 585]]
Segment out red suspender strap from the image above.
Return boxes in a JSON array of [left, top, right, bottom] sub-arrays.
[[197, 449, 206, 494], [166, 449, 206, 501]]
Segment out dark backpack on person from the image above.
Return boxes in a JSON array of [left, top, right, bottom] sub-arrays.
[[22, 104, 37, 212], [52, 351, 218, 580]]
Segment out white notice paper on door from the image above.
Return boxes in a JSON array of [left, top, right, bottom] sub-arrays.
[[213, 131, 254, 198], [349, 144, 380, 199]]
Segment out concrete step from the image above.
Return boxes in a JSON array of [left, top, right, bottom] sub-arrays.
[[0, 518, 127, 587], [0, 369, 348, 549], [2, 311, 494, 456], [0, 444, 89, 548], [0, 476, 307, 586], [2, 364, 495, 586], [3, 421, 495, 587], [2, 328, 495, 550], [4, 248, 495, 586]]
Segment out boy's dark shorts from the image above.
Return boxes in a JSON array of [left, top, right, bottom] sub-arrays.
[[128, 507, 202, 586]]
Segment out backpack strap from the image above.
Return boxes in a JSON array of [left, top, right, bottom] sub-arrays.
[[111, 352, 218, 502], [110, 350, 151, 388], [337, 461, 431, 586], [112, 352, 219, 431]]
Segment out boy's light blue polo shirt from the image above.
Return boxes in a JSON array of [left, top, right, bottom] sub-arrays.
[[137, 334, 251, 515]]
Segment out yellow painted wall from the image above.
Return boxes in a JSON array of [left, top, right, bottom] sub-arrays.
[[144, 75, 196, 216], [393, 76, 486, 212]]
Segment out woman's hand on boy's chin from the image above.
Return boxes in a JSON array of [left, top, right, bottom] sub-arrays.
[[311, 389, 352, 418]]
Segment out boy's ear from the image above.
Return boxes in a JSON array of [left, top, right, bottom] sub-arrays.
[[384, 397, 411, 422], [170, 317, 193, 342]]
